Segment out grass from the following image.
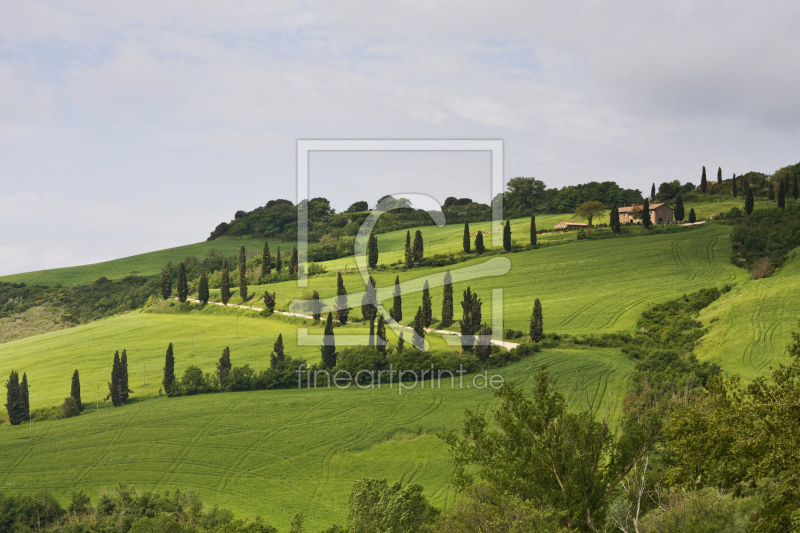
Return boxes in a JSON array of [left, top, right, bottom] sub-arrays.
[[0, 346, 632, 531]]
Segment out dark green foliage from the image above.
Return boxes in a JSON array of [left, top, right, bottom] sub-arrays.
[[404, 231, 413, 268], [701, 166, 707, 193], [198, 272, 209, 304], [794, 175, 799, 199], [289, 246, 298, 275], [346, 200, 369, 212], [346, 478, 439, 533], [609, 203, 620, 233], [674, 194, 684, 222], [4, 371, 22, 425], [688, 208, 697, 223], [120, 350, 131, 403], [503, 220, 511, 252], [390, 276, 402, 323], [745, 181, 754, 215], [530, 214, 537, 245], [397, 332, 405, 353], [320, 312, 337, 368], [651, 182, 656, 200], [163, 343, 175, 396], [270, 335, 285, 368], [238, 246, 248, 302], [361, 276, 377, 321], [412, 230, 424, 264], [421, 280, 432, 327], [368, 233, 378, 269], [220, 258, 230, 305], [70, 369, 81, 410], [463, 221, 471, 253], [376, 314, 387, 354], [769, 180, 775, 200], [732, 173, 738, 197], [530, 298, 543, 342], [218, 347, 232, 388], [336, 271, 349, 325], [641, 198, 652, 228], [60, 397, 79, 419], [159, 268, 172, 300], [262, 291, 276, 312], [441, 271, 453, 328], [107, 351, 124, 407], [177, 263, 188, 302], [369, 315, 375, 347], [475, 325, 492, 364], [19, 373, 29, 421], [717, 166, 722, 184], [459, 287, 481, 351], [474, 231, 485, 254], [262, 241, 271, 276], [312, 289, 321, 321], [275, 246, 282, 272], [412, 307, 425, 350], [778, 179, 786, 208], [729, 202, 800, 270]]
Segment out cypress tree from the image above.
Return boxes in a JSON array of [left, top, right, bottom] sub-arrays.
[[391, 276, 403, 323], [412, 307, 426, 350], [768, 181, 775, 201], [19, 373, 29, 421], [412, 230, 424, 264], [459, 287, 481, 351], [71, 369, 81, 410], [688, 208, 697, 223], [530, 215, 537, 246], [651, 183, 656, 200], [376, 314, 387, 354], [463, 221, 471, 253], [441, 270, 453, 328], [368, 314, 375, 347], [404, 231, 413, 268], [238, 245, 248, 302], [717, 167, 722, 184], [320, 312, 337, 369], [107, 351, 123, 407], [610, 203, 620, 233], [674, 194, 685, 222], [794, 175, 799, 200], [701, 166, 707, 193], [276, 246, 282, 272], [312, 289, 321, 321], [198, 272, 209, 304], [778, 179, 786, 209], [177, 262, 188, 302], [474, 231, 485, 254], [368, 234, 378, 269], [503, 220, 511, 252], [745, 181, 755, 215], [162, 343, 175, 396], [290, 246, 298, 275], [397, 332, 405, 353], [160, 268, 172, 300], [4, 371, 21, 425], [732, 173, 738, 197], [336, 271, 349, 325], [270, 334, 285, 368], [422, 280, 432, 327], [262, 241, 271, 276], [361, 276, 376, 321], [530, 298, 543, 342], [218, 347, 232, 387], [641, 198, 652, 228], [120, 349, 131, 403], [221, 258, 230, 305], [263, 291, 276, 312]]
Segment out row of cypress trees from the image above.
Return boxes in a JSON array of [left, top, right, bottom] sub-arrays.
[[462, 215, 539, 254], [4, 371, 30, 425], [105, 350, 132, 407]]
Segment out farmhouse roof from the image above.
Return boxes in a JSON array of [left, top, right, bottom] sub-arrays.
[[619, 203, 670, 213]]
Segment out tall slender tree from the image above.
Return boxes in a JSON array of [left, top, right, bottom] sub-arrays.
[[717, 167, 722, 184], [290, 246, 298, 275], [610, 203, 620, 233], [336, 271, 349, 325], [218, 347, 232, 387], [376, 314, 387, 354], [650, 183, 656, 200], [412, 230, 424, 264], [778, 179, 786, 209], [475, 231, 485, 254], [19, 373, 29, 421], [503, 220, 511, 252], [368, 314, 375, 347], [177, 262, 188, 302], [422, 280, 432, 327], [106, 351, 123, 407], [368, 233, 379, 268], [745, 181, 755, 215], [221, 258, 230, 305], [459, 287, 481, 351], [312, 289, 321, 321], [397, 332, 405, 353], [120, 350, 131, 403], [238, 245, 248, 301], [794, 175, 799, 200], [262, 241, 271, 276], [391, 276, 403, 323], [361, 276, 376, 321], [732, 173, 738, 197], [404, 231, 413, 268], [263, 291, 276, 312], [530, 214, 537, 246], [4, 371, 21, 424], [530, 299, 543, 342], [674, 194, 685, 222], [463, 221, 471, 253], [198, 272, 209, 304], [441, 271, 453, 328], [276, 246, 282, 272], [701, 166, 707, 193], [71, 369, 81, 410], [270, 335, 285, 368], [159, 268, 172, 300], [412, 307, 426, 350], [641, 198, 652, 228], [688, 208, 697, 223], [320, 312, 337, 368], [162, 343, 175, 396]]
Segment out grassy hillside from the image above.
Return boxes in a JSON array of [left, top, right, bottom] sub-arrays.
[[0, 347, 632, 530]]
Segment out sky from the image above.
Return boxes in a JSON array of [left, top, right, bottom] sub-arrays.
[[1, 1, 799, 276]]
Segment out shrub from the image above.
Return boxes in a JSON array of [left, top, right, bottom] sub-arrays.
[[750, 257, 775, 280], [60, 397, 80, 418]]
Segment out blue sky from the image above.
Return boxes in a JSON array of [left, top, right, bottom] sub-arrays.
[[1, 1, 799, 275]]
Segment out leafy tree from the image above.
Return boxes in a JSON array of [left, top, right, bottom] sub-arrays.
[[262, 241, 271, 276], [641, 198, 652, 228], [263, 291, 276, 312], [289, 246, 298, 275], [463, 221, 471, 253], [651, 183, 656, 200], [346, 479, 439, 533], [4, 370, 21, 425], [475, 325, 492, 364], [404, 231, 413, 268], [502, 220, 511, 252], [421, 280, 432, 327], [530, 214, 537, 246], [177, 262, 188, 302], [530, 298, 544, 342], [376, 314, 387, 354], [778, 178, 786, 209], [120, 350, 131, 403], [320, 312, 337, 368], [413, 307, 425, 350], [163, 343, 175, 396], [745, 180, 754, 215], [688, 208, 697, 223], [717, 166, 722, 184], [732, 173, 738, 197], [412, 230, 424, 264], [368, 233, 378, 269], [361, 276, 377, 321], [198, 272, 209, 304], [474, 231, 485, 254], [346, 200, 369, 213], [336, 271, 349, 325], [459, 287, 481, 351], [701, 166, 707, 193], [441, 271, 453, 328], [674, 193, 685, 222], [390, 276, 402, 323], [221, 258, 230, 305], [794, 175, 799, 200], [61, 397, 80, 419], [218, 347, 232, 387], [159, 268, 172, 300], [276, 246, 282, 272], [574, 200, 606, 227], [238, 246, 248, 302], [312, 289, 321, 321], [71, 369, 81, 410]]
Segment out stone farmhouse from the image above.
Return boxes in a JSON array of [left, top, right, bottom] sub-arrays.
[[618, 203, 674, 225]]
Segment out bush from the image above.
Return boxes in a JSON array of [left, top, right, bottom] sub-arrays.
[[60, 397, 80, 419], [750, 257, 775, 280]]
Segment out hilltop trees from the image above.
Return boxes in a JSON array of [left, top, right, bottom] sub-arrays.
[[688, 208, 697, 223], [217, 347, 232, 388], [405, 231, 413, 268], [198, 272, 209, 304], [159, 268, 172, 300], [391, 276, 402, 323], [463, 221, 471, 253], [641, 199, 652, 228], [441, 271, 454, 328], [336, 272, 349, 325], [794, 175, 799, 200], [650, 183, 656, 200], [238, 246, 248, 301], [674, 194, 685, 222], [413, 307, 426, 350], [575, 200, 605, 227], [530, 214, 537, 246], [177, 263, 188, 302], [701, 166, 707, 193], [717, 167, 722, 184], [4, 371, 23, 424], [732, 173, 738, 197], [475, 231, 485, 254], [221, 258, 230, 305], [276, 246, 282, 272], [422, 280, 432, 327], [320, 312, 337, 368], [71, 369, 81, 410], [368, 233, 379, 268], [163, 343, 175, 395], [778, 179, 787, 209], [503, 220, 512, 252], [412, 230, 424, 263], [262, 241, 271, 276], [459, 287, 482, 351], [530, 298, 543, 342]]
